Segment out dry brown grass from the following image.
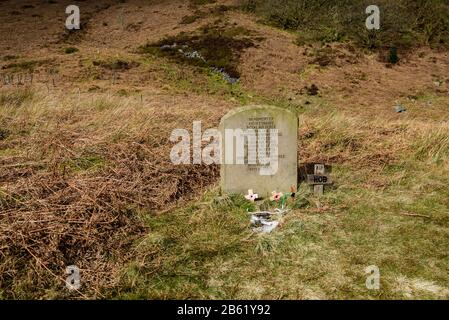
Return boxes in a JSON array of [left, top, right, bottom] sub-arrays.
[[1, 84, 447, 299], [1, 0, 448, 300], [0, 87, 229, 298]]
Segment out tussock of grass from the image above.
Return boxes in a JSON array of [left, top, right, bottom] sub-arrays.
[[0, 88, 34, 108], [64, 47, 78, 54], [191, 0, 216, 5], [0, 89, 224, 299], [142, 58, 253, 104]]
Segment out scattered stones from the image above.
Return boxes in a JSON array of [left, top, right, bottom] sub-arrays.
[[394, 105, 407, 113], [250, 214, 279, 233]]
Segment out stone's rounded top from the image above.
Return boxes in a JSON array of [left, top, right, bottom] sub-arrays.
[[219, 104, 298, 126]]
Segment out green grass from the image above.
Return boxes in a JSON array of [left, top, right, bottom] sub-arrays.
[[64, 47, 79, 54], [115, 190, 252, 299], [108, 108, 449, 299], [1, 36, 448, 298], [0, 128, 10, 141], [243, 0, 449, 50], [66, 155, 105, 172], [413, 126, 449, 164], [0, 88, 34, 107]]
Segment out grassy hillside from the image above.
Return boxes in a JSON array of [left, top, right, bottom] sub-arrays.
[[244, 0, 449, 50], [0, 0, 448, 299]]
